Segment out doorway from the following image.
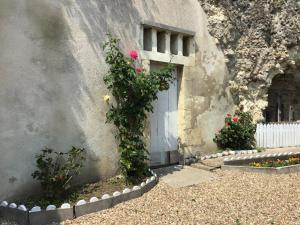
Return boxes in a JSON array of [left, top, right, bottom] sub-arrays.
[[150, 63, 178, 166]]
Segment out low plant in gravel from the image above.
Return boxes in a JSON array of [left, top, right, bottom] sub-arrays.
[[256, 147, 266, 153], [32, 146, 86, 200], [250, 157, 300, 168], [236, 219, 243, 225], [213, 110, 256, 150], [103, 34, 175, 183]]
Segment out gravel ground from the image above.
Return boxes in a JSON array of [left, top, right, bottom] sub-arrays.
[[60, 170, 300, 225], [0, 219, 17, 225]]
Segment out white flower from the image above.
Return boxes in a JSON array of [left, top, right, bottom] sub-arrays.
[[103, 95, 110, 103]]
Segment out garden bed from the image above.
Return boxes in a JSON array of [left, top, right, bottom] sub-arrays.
[[250, 156, 300, 168], [222, 151, 300, 174], [17, 175, 131, 209], [0, 173, 158, 225]]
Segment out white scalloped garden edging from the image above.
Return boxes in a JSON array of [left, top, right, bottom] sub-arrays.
[[200, 149, 258, 161], [223, 151, 300, 163], [0, 171, 158, 225]]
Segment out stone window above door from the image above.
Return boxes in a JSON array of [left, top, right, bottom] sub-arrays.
[[140, 21, 195, 66]]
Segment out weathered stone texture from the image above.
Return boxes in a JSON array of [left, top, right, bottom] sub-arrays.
[[199, 0, 300, 121]]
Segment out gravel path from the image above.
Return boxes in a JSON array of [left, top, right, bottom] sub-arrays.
[[61, 170, 300, 225], [0, 219, 17, 225]]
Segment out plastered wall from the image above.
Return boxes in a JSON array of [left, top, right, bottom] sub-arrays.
[[0, 0, 234, 199]]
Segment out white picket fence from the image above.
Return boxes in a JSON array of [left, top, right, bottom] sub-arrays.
[[256, 123, 300, 148]]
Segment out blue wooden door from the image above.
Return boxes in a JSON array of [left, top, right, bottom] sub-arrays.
[[150, 65, 178, 166]]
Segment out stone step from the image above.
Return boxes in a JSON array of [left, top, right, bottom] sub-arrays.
[[191, 163, 220, 171]]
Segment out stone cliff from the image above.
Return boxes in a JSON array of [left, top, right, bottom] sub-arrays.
[[199, 0, 300, 121]]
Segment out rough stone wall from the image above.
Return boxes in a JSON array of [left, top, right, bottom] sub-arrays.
[[199, 0, 300, 121]]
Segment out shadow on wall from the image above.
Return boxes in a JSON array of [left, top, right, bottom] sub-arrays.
[[20, 0, 103, 198], [62, 0, 158, 55], [0, 0, 163, 200], [57, 0, 159, 177]]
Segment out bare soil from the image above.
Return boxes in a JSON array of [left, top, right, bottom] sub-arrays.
[[17, 175, 131, 209]]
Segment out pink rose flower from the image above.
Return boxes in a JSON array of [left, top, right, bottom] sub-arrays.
[[227, 114, 232, 117], [129, 50, 138, 60], [232, 116, 239, 122], [135, 67, 142, 73]]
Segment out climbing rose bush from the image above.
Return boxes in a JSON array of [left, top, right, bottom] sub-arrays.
[[103, 35, 175, 183], [213, 111, 256, 150]]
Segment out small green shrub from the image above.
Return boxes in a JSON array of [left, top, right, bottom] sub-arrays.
[[32, 147, 86, 200], [213, 110, 256, 150], [256, 147, 266, 153]]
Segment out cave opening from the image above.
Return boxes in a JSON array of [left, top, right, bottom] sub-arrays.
[[265, 72, 300, 123]]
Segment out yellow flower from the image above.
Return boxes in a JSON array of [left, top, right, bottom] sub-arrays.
[[103, 95, 110, 103]]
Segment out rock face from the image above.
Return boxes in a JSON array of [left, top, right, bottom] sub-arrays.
[[199, 0, 300, 121]]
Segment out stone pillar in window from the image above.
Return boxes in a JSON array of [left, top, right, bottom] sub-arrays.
[[151, 28, 157, 52], [165, 32, 171, 54], [178, 34, 183, 56], [277, 93, 281, 122]]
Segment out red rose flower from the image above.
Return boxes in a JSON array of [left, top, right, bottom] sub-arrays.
[[129, 50, 138, 60], [227, 114, 232, 117], [232, 116, 239, 122], [135, 67, 142, 73]]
